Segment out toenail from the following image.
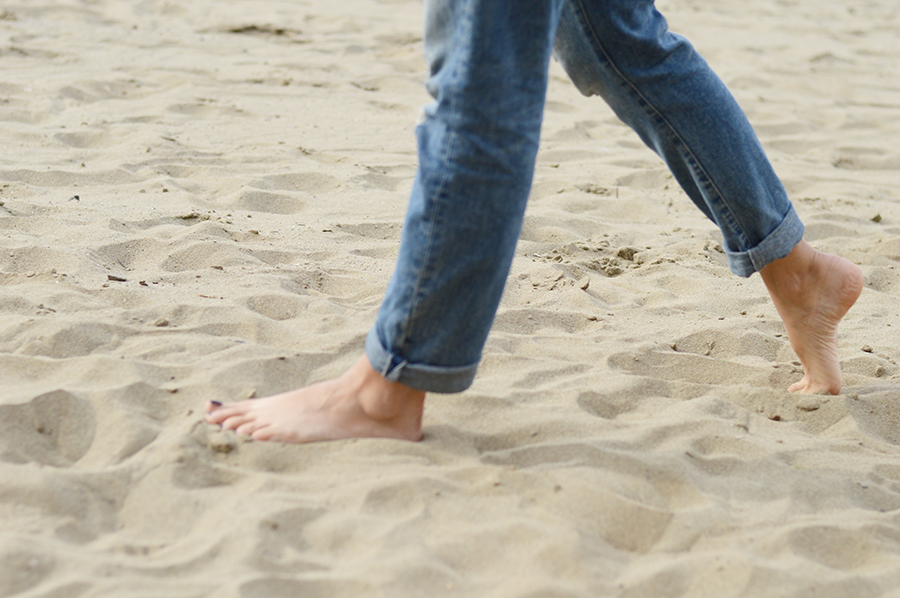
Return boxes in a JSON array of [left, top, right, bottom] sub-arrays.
[[210, 400, 223, 407]]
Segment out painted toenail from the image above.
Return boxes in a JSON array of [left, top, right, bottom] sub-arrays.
[[210, 400, 223, 406]]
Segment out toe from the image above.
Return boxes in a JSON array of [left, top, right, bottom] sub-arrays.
[[220, 413, 255, 431], [235, 420, 266, 437], [250, 424, 276, 441], [788, 377, 810, 394]]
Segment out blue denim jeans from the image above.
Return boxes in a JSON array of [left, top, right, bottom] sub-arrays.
[[365, 0, 804, 393]]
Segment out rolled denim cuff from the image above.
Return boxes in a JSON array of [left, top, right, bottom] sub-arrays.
[[365, 328, 479, 394], [727, 205, 805, 278]]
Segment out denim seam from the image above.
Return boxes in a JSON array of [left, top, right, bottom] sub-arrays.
[[395, 6, 474, 359], [569, 0, 752, 251], [397, 138, 453, 358]]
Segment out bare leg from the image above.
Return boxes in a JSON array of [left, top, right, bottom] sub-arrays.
[[760, 240, 864, 394], [205, 356, 425, 443]]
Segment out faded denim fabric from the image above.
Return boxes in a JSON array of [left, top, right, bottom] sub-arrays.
[[366, 0, 803, 393]]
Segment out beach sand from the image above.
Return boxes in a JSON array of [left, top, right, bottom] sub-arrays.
[[2, 0, 900, 596]]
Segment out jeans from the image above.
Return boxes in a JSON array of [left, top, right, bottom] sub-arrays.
[[365, 0, 804, 393]]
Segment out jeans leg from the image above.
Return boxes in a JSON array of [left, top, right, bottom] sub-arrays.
[[366, 0, 565, 393], [554, 0, 803, 276]]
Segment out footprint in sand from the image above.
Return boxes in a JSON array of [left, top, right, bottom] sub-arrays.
[[0, 390, 95, 467]]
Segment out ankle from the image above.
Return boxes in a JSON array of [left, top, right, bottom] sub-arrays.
[[346, 356, 425, 422], [760, 241, 818, 302]]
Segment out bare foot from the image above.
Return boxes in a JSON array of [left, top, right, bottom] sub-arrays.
[[205, 355, 425, 443], [760, 240, 864, 394]]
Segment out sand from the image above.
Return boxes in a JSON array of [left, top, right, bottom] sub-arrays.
[[1, 0, 900, 596]]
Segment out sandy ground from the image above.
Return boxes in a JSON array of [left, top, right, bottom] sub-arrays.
[[2, 0, 900, 596]]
